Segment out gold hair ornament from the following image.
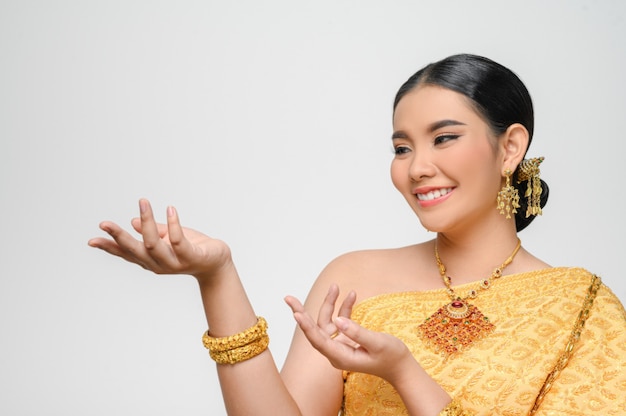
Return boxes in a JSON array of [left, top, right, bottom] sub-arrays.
[[202, 316, 269, 365], [496, 169, 520, 219], [517, 156, 545, 217]]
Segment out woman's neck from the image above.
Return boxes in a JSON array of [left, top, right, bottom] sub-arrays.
[[434, 229, 522, 285]]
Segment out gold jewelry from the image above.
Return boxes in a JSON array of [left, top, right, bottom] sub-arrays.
[[208, 335, 269, 365], [418, 239, 522, 356], [517, 157, 544, 217], [438, 398, 472, 416], [529, 274, 601, 415], [330, 331, 340, 339], [496, 169, 520, 219], [202, 317, 269, 364]]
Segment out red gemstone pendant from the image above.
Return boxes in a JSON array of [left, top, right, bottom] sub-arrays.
[[444, 300, 471, 319], [418, 301, 495, 356]]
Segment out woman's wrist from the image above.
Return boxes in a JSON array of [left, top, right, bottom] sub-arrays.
[[388, 357, 452, 416], [385, 347, 423, 389], [195, 259, 259, 337], [193, 251, 237, 286]]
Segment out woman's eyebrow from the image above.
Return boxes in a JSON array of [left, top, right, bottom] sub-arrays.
[[391, 119, 466, 141], [428, 119, 466, 132], [391, 131, 408, 140]]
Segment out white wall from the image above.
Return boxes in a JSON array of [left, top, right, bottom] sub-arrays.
[[1, 1, 624, 414]]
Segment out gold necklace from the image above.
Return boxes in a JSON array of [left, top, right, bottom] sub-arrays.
[[418, 238, 522, 356]]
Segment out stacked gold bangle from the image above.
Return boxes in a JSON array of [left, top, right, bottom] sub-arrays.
[[202, 316, 269, 365]]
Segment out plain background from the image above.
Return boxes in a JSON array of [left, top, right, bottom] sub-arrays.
[[1, 1, 624, 414]]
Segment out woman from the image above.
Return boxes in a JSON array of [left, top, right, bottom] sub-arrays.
[[89, 54, 626, 415]]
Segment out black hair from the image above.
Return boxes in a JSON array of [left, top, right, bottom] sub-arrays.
[[393, 54, 548, 231]]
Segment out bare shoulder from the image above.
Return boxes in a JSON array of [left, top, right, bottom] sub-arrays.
[[305, 241, 439, 306]]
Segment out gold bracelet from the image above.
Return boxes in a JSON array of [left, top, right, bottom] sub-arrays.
[[202, 317, 267, 352], [201, 317, 269, 364], [439, 398, 473, 416], [209, 334, 269, 365]]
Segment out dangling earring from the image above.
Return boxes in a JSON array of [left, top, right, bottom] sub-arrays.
[[497, 169, 520, 219], [517, 157, 545, 217]]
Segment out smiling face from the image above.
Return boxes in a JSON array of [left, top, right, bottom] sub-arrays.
[[391, 85, 505, 234]]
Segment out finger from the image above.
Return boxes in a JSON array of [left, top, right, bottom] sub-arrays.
[[90, 222, 150, 264], [317, 284, 340, 328], [131, 217, 168, 238], [131, 217, 141, 233], [284, 297, 323, 341], [292, 310, 333, 349], [292, 310, 363, 370], [165, 206, 195, 263], [284, 296, 305, 314], [88, 237, 125, 256], [333, 316, 382, 351], [337, 290, 357, 318], [138, 199, 176, 267], [291, 305, 354, 350], [89, 238, 150, 268]]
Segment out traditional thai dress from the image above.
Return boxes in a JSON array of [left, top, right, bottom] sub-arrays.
[[342, 268, 626, 415]]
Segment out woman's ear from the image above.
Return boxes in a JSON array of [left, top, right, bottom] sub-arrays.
[[500, 123, 529, 171]]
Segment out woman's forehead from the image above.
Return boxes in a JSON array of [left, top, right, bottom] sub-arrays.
[[393, 85, 481, 129]]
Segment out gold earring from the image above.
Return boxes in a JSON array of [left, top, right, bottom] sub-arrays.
[[517, 157, 544, 217], [497, 169, 520, 219]]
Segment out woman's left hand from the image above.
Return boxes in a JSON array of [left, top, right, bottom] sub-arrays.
[[284, 285, 414, 385]]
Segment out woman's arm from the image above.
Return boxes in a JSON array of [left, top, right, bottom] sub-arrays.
[[285, 292, 452, 415], [283, 253, 453, 416], [89, 200, 342, 415]]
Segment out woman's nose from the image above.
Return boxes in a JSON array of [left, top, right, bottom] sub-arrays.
[[408, 151, 436, 182]]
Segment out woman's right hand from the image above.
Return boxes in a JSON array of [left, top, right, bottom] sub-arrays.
[[285, 285, 416, 385], [88, 199, 233, 284], [286, 285, 452, 415]]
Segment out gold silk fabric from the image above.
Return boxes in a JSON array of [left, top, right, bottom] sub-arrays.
[[342, 268, 626, 415]]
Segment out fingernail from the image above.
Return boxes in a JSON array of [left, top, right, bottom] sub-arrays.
[[334, 317, 348, 330], [139, 199, 147, 214], [167, 206, 175, 217]]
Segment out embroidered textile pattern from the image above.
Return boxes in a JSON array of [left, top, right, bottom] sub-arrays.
[[418, 239, 521, 356], [342, 268, 626, 416]]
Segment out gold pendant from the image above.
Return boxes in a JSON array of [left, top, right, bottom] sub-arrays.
[[418, 300, 495, 356]]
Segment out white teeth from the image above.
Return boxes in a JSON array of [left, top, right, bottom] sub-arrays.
[[417, 188, 452, 201]]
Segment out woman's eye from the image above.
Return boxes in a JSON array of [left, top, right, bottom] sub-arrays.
[[394, 146, 411, 155], [434, 134, 459, 145]]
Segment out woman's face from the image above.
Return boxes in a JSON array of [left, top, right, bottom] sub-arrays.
[[390, 85, 503, 234]]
